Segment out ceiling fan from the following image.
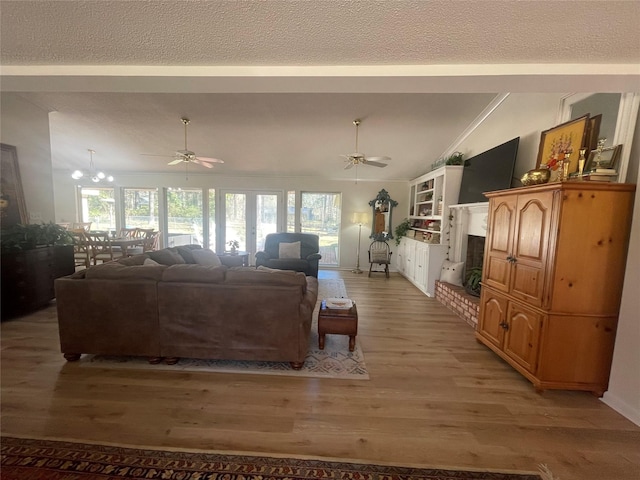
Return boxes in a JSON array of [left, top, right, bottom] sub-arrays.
[[142, 117, 224, 170], [341, 119, 391, 173]]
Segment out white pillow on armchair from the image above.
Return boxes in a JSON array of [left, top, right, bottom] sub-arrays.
[[279, 241, 301, 259]]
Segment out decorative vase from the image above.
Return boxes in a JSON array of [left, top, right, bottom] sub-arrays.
[[521, 167, 551, 186]]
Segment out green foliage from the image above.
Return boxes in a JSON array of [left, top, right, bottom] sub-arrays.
[[227, 239, 240, 249], [393, 218, 412, 246], [445, 151, 464, 165], [465, 267, 483, 293], [1, 222, 74, 252]]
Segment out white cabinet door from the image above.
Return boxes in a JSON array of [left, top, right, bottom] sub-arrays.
[[405, 239, 416, 280], [396, 238, 406, 274], [413, 242, 428, 291]]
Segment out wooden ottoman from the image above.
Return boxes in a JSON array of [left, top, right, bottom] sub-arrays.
[[318, 300, 358, 352]]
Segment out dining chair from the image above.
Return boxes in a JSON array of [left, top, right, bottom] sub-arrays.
[[56, 222, 71, 230], [86, 232, 125, 265], [70, 229, 91, 269], [118, 227, 139, 238], [72, 222, 92, 232]]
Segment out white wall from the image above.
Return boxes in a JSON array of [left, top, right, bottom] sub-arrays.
[[455, 93, 563, 177], [0, 93, 55, 223], [603, 109, 640, 426], [53, 171, 407, 270]]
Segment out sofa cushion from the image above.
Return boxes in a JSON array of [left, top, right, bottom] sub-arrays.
[[279, 241, 301, 259], [176, 245, 203, 264], [144, 258, 160, 265], [226, 267, 307, 291], [162, 264, 226, 283], [118, 254, 149, 266], [147, 248, 186, 265], [191, 248, 222, 266], [85, 263, 167, 280]]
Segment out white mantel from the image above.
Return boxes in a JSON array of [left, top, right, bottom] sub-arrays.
[[448, 202, 489, 263]]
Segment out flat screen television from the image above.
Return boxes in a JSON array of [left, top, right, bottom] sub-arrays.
[[457, 137, 520, 204]]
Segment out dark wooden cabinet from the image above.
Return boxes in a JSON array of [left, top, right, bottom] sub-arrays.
[[477, 182, 635, 395], [1, 245, 74, 319]]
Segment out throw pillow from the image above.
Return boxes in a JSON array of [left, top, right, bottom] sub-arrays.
[[143, 258, 160, 266], [279, 241, 301, 259], [440, 260, 464, 286], [147, 248, 186, 266], [191, 248, 222, 267]]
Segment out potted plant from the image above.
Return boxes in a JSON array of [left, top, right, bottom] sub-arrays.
[[464, 266, 483, 297], [393, 219, 412, 246], [227, 239, 240, 254], [1, 222, 74, 252]]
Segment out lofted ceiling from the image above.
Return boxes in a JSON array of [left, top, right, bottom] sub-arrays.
[[1, 1, 639, 181]]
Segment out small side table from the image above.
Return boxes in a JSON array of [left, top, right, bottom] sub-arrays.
[[218, 250, 250, 267], [318, 300, 358, 352]]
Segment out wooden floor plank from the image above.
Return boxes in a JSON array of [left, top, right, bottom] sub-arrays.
[[1, 270, 639, 480]]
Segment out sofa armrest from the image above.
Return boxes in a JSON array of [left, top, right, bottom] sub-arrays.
[[255, 251, 272, 262], [306, 253, 322, 261]]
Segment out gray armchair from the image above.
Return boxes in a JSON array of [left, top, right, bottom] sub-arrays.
[[255, 233, 322, 277]]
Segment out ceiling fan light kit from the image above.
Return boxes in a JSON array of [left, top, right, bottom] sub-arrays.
[[341, 119, 391, 183], [70, 149, 114, 183], [142, 117, 224, 170]]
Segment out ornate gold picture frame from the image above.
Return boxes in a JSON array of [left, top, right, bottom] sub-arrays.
[[536, 114, 590, 182]]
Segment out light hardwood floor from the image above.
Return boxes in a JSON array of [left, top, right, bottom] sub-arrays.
[[1, 270, 639, 480]]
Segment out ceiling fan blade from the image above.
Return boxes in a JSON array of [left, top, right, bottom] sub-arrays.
[[168, 159, 184, 166], [363, 160, 388, 168], [344, 162, 354, 170], [366, 156, 391, 162], [192, 159, 214, 168], [195, 156, 224, 164]]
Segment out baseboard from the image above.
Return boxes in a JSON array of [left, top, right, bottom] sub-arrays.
[[601, 392, 640, 427]]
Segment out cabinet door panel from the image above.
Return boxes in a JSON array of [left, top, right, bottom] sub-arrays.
[[414, 243, 428, 290], [504, 303, 543, 374], [483, 197, 516, 293], [478, 289, 507, 349], [511, 192, 554, 307]]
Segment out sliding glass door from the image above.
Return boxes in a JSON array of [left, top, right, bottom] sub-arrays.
[[220, 190, 282, 261]]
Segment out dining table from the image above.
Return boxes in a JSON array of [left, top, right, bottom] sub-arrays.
[[89, 231, 146, 257]]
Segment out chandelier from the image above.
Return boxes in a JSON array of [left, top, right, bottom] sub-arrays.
[[71, 149, 114, 183]]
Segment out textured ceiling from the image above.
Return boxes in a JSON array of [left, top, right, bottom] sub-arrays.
[[2, 1, 639, 66], [1, 1, 639, 181]]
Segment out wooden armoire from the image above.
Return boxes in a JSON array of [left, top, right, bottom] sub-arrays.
[[476, 182, 635, 396]]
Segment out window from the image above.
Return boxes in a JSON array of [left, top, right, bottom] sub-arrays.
[[79, 187, 115, 231], [166, 188, 203, 247], [300, 192, 341, 266], [287, 190, 296, 232], [123, 188, 159, 230], [208, 188, 216, 250]]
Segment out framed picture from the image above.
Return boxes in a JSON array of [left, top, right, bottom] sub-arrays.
[[585, 114, 602, 153], [1, 144, 29, 228], [536, 114, 590, 182], [584, 144, 623, 172]]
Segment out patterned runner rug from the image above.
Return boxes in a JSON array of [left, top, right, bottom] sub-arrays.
[[0, 436, 544, 480], [78, 278, 369, 379]]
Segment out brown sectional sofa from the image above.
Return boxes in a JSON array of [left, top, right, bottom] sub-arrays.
[[55, 247, 318, 369]]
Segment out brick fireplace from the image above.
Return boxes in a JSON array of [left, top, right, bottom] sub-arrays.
[[435, 280, 480, 329], [436, 202, 489, 329]]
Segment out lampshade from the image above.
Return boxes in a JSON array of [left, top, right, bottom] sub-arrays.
[[351, 212, 369, 225]]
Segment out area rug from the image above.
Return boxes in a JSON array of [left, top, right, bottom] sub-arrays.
[[0, 436, 543, 480], [77, 278, 369, 380]]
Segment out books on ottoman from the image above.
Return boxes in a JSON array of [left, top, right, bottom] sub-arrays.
[[325, 298, 353, 309]]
